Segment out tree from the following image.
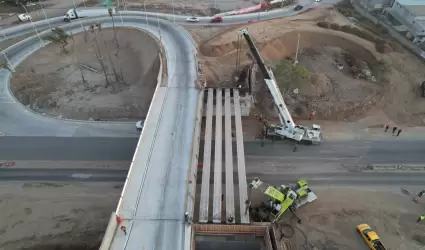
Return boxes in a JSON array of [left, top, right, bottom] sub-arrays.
[[68, 29, 88, 89], [47, 28, 69, 53], [108, 8, 120, 48], [96, 23, 121, 84]]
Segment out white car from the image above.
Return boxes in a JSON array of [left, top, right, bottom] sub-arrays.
[[186, 16, 200, 23], [136, 120, 145, 131], [18, 14, 32, 22]]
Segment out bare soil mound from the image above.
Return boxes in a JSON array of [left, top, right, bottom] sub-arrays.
[[200, 30, 384, 121], [11, 28, 160, 121]]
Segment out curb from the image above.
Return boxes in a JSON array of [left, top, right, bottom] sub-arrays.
[[366, 164, 425, 171]]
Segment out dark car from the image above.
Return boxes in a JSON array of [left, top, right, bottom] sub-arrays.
[[211, 16, 223, 23], [422, 81, 425, 97], [294, 5, 303, 11]]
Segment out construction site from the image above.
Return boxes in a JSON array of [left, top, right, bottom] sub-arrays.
[[2, 3, 425, 250], [185, 7, 425, 250]]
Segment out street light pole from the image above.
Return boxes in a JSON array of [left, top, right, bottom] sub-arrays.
[[117, 0, 124, 27], [72, 0, 86, 35], [0, 28, 7, 40], [39, 4, 51, 30], [173, 1, 175, 23], [2, 51, 15, 72], [22, 5, 44, 47], [157, 13, 161, 42], [144, 1, 149, 28]]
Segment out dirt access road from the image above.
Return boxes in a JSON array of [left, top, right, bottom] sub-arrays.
[[11, 27, 160, 121]]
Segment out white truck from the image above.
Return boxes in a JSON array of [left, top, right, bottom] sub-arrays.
[[63, 8, 116, 22], [18, 14, 32, 22]]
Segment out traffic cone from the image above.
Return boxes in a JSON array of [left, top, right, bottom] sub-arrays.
[[116, 215, 123, 224]]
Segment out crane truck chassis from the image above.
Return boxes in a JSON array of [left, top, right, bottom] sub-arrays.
[[238, 28, 322, 144]]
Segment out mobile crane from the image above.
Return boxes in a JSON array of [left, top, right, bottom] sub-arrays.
[[238, 28, 322, 144], [249, 178, 317, 223]]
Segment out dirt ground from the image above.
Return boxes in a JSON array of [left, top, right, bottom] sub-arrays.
[[190, 8, 425, 127], [260, 187, 425, 250], [11, 27, 160, 120], [0, 182, 122, 250]]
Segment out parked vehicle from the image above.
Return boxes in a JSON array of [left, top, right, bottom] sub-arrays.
[[210, 16, 223, 23], [18, 14, 32, 22], [357, 224, 387, 250], [136, 120, 145, 131], [294, 5, 303, 11], [186, 16, 200, 22]]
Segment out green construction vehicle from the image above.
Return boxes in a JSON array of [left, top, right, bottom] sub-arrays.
[[249, 178, 317, 223]]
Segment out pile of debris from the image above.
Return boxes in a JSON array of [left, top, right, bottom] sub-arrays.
[[344, 53, 376, 82]]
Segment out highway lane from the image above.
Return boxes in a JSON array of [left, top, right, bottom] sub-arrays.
[[1, 168, 424, 186], [1, 137, 424, 165]]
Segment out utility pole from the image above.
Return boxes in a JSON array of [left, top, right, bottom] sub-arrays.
[[22, 5, 44, 47]]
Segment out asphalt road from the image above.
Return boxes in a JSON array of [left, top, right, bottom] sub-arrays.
[[1, 137, 424, 165], [1, 168, 424, 186]]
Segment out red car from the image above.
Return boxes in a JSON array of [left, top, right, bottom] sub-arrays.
[[210, 16, 223, 23]]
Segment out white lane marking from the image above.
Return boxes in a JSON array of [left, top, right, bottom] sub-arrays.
[[71, 174, 92, 179]]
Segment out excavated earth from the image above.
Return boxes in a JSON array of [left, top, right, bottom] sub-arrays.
[[200, 29, 384, 121], [11, 28, 161, 121]]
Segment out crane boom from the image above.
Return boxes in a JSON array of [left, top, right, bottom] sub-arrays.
[[238, 28, 322, 144], [238, 29, 296, 129]]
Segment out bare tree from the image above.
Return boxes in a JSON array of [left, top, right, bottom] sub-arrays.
[[47, 28, 69, 53], [108, 7, 120, 48], [68, 29, 88, 89]]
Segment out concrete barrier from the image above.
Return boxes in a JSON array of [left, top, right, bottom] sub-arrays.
[[99, 212, 118, 250]]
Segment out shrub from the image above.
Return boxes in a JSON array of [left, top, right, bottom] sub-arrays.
[[317, 21, 330, 28]]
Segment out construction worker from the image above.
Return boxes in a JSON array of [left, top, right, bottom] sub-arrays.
[[384, 124, 389, 132], [392, 126, 398, 135], [417, 215, 425, 222], [120, 225, 127, 235], [309, 110, 316, 120], [397, 128, 402, 137]]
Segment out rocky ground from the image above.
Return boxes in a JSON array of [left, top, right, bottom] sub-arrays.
[[11, 27, 160, 121]]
